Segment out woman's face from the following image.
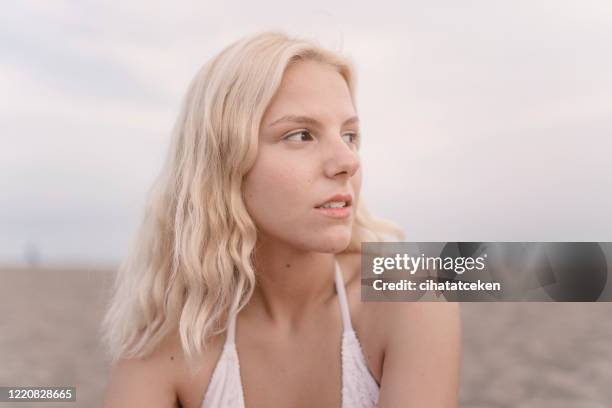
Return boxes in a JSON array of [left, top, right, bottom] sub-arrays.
[[243, 60, 362, 253]]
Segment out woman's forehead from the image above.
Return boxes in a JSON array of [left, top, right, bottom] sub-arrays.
[[261, 60, 355, 127]]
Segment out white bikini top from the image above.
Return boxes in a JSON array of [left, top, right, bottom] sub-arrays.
[[200, 260, 380, 407]]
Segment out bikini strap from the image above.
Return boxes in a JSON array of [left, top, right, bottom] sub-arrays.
[[334, 260, 354, 333]]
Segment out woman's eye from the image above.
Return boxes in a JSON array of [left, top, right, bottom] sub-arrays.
[[283, 130, 314, 142], [342, 132, 359, 145]]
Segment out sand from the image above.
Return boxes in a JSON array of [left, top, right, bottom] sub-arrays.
[[0, 266, 610, 407]]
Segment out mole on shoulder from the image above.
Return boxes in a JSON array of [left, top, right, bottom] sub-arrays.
[[170, 356, 174, 361], [285, 263, 290, 268]]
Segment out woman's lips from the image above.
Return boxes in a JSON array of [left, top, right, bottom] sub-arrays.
[[314, 205, 352, 219], [315, 194, 353, 208]]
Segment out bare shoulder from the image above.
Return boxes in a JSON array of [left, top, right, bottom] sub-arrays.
[[337, 252, 461, 336], [337, 252, 461, 345], [368, 301, 461, 344], [103, 333, 185, 408], [337, 252, 461, 407]]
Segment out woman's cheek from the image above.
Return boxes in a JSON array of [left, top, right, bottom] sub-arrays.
[[246, 164, 310, 217], [266, 155, 312, 195]]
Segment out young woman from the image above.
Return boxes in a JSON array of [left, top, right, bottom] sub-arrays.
[[102, 31, 461, 408]]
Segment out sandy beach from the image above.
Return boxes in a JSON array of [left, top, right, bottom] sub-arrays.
[[0, 266, 610, 407]]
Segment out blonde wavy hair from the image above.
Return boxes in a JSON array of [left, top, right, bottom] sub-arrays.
[[101, 31, 404, 368]]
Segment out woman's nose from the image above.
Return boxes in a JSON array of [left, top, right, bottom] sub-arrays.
[[322, 134, 360, 179]]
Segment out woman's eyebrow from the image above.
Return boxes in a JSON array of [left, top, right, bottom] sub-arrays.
[[268, 115, 359, 127]]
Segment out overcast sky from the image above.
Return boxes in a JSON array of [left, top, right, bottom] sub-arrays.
[[1, 0, 611, 266]]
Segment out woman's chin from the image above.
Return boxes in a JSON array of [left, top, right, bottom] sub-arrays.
[[314, 229, 352, 253]]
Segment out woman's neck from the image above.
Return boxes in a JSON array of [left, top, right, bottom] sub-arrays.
[[249, 238, 338, 327]]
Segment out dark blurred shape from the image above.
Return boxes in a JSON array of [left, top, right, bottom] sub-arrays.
[[541, 243, 607, 301]]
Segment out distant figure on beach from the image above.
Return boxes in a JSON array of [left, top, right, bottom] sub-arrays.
[[24, 241, 40, 268]]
